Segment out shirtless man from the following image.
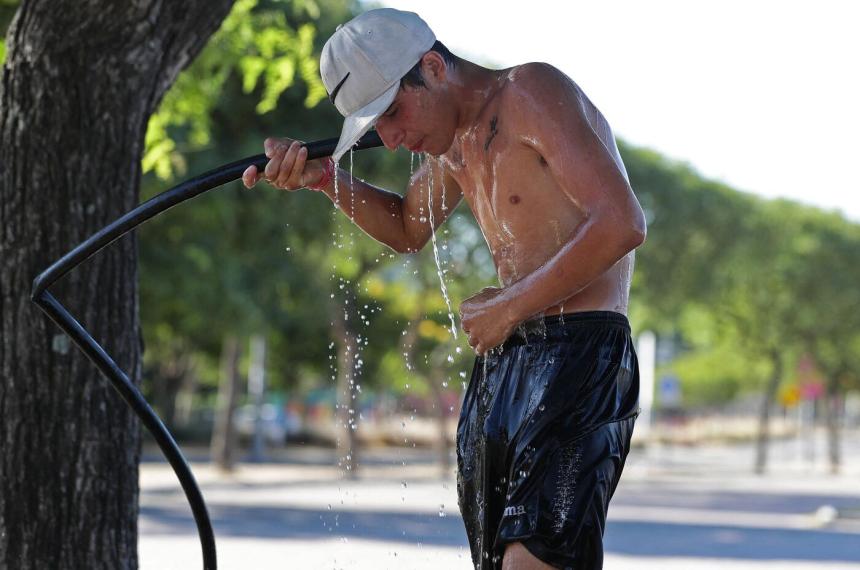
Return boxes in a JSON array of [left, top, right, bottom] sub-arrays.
[[243, 9, 645, 569]]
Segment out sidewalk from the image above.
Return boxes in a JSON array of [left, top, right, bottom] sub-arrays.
[[139, 437, 860, 569]]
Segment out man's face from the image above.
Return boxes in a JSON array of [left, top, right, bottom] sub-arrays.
[[374, 57, 458, 156]]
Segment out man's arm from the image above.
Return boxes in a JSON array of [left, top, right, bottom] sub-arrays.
[[318, 156, 463, 253], [460, 64, 646, 353], [243, 138, 463, 253]]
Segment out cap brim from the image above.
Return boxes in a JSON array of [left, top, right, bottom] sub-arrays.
[[332, 82, 399, 163]]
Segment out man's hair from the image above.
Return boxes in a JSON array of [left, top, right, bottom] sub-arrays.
[[400, 41, 457, 88]]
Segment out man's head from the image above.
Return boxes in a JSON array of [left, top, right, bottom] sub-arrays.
[[320, 9, 459, 161]]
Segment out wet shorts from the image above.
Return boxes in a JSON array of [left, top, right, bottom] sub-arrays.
[[456, 311, 639, 570]]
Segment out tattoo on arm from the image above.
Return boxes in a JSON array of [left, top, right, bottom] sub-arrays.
[[484, 116, 498, 151]]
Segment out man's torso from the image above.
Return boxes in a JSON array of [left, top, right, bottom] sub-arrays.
[[439, 64, 634, 316]]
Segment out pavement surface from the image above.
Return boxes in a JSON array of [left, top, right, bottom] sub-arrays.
[[139, 432, 860, 569]]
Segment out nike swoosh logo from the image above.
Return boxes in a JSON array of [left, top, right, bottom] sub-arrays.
[[329, 72, 350, 105]]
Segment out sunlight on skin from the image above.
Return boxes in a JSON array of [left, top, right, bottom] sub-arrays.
[[502, 542, 555, 570]]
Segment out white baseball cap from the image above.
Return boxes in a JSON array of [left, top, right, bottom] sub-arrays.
[[320, 9, 436, 163]]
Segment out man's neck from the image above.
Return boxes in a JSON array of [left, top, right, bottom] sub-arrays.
[[449, 60, 505, 134]]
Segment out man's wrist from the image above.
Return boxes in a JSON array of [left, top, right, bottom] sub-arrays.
[[307, 158, 335, 191], [497, 286, 525, 331]]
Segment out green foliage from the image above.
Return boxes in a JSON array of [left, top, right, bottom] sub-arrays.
[[143, 0, 327, 180], [0, 0, 13, 65], [0, 0, 18, 40], [663, 304, 773, 406], [624, 138, 860, 407], [669, 344, 770, 407]]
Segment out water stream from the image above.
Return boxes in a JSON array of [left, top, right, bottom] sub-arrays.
[[321, 152, 472, 564], [424, 155, 458, 340]]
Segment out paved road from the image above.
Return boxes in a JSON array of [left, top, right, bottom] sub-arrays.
[[139, 435, 860, 569]]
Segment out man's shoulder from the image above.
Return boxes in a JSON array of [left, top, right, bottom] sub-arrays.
[[500, 62, 579, 108], [509, 61, 568, 82]]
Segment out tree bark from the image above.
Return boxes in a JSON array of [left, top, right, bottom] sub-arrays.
[[149, 348, 192, 431], [211, 335, 241, 472], [823, 370, 843, 474], [0, 1, 233, 568], [754, 352, 783, 474], [429, 346, 453, 477]]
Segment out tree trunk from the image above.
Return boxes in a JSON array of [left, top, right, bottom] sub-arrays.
[[429, 347, 452, 477], [754, 353, 783, 474], [248, 334, 267, 462], [151, 349, 192, 431], [0, 2, 233, 568], [211, 335, 242, 472], [331, 297, 360, 477], [823, 371, 843, 474]]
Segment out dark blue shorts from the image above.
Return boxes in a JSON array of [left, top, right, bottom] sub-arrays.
[[456, 311, 639, 569]]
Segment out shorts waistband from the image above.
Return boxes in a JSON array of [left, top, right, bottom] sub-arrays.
[[504, 311, 630, 348]]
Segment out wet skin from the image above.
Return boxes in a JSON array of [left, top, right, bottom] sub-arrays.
[[243, 52, 646, 357]]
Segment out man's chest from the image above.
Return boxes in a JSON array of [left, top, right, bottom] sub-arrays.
[[443, 128, 563, 235]]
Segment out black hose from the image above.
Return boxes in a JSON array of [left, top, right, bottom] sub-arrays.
[[30, 131, 384, 570]]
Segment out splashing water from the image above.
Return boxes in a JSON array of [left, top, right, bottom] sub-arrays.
[[328, 152, 367, 486], [329, 160, 343, 469], [425, 156, 458, 339], [482, 352, 489, 383], [552, 441, 583, 532], [349, 149, 356, 223], [538, 311, 547, 339], [333, 157, 340, 207]]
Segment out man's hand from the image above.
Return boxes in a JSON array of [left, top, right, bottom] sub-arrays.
[[242, 137, 327, 190], [459, 287, 518, 356]]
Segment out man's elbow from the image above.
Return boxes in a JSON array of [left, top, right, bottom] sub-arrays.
[[627, 222, 646, 250], [625, 205, 647, 250], [594, 198, 646, 254], [608, 216, 646, 256]]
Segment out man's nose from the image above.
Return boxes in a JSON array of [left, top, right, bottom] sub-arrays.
[[376, 120, 404, 150]]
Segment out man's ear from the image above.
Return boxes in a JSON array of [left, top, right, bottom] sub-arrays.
[[421, 51, 447, 84]]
